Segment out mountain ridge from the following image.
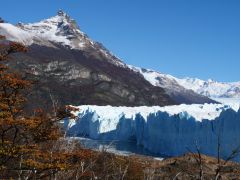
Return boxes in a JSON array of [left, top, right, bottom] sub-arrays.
[[131, 66, 240, 99], [0, 11, 220, 109]]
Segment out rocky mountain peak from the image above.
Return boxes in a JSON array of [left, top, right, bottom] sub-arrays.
[[54, 10, 79, 30], [13, 11, 91, 50], [0, 11, 125, 67], [57, 9, 68, 17], [21, 10, 80, 34], [0, 17, 4, 23]]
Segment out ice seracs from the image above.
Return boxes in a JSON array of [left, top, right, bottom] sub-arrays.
[[65, 103, 240, 160]]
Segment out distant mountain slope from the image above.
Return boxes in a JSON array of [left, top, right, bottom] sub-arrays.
[[0, 11, 216, 109], [175, 77, 240, 98], [128, 66, 216, 104], [130, 66, 240, 100]]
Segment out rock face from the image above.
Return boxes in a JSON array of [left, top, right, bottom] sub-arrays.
[[65, 104, 240, 161], [0, 11, 216, 109], [8, 44, 174, 110]]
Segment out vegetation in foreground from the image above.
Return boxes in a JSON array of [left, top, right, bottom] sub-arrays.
[[0, 35, 144, 179], [0, 36, 240, 179]]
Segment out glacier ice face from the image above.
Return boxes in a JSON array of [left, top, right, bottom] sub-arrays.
[[65, 104, 240, 160]]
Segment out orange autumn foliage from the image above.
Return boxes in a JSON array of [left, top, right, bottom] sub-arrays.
[[0, 36, 146, 179], [0, 36, 79, 179]]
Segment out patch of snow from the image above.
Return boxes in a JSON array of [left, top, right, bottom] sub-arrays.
[[21, 14, 79, 48], [128, 65, 180, 90], [154, 157, 164, 161], [0, 23, 33, 45], [212, 98, 240, 111]]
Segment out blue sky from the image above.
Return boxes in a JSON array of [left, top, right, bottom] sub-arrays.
[[1, 0, 240, 82]]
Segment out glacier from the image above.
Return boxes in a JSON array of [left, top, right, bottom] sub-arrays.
[[65, 103, 240, 160]]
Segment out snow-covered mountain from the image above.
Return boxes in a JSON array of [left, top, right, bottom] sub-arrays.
[[128, 66, 216, 104], [130, 66, 240, 99], [176, 77, 240, 98], [0, 10, 124, 67], [1, 11, 239, 102], [65, 103, 240, 160], [0, 11, 218, 109]]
